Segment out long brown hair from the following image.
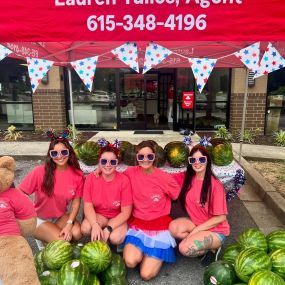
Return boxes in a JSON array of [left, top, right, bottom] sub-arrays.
[[179, 145, 213, 211], [42, 139, 81, 196]]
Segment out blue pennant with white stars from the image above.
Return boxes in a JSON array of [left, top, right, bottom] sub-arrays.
[[111, 42, 139, 73], [254, 42, 285, 79], [143, 42, 172, 74], [188, 58, 217, 93], [0, 45, 12, 62], [234, 42, 260, 76], [71, 56, 98, 92], [26, 57, 54, 93]]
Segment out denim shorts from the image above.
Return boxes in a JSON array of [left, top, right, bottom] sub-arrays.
[[213, 232, 226, 243]]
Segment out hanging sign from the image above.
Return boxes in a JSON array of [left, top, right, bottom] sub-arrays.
[[182, 92, 194, 109]]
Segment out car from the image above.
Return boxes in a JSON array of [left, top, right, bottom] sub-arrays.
[[91, 90, 116, 106]]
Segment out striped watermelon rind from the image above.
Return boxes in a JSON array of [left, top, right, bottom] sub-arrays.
[[267, 230, 285, 252], [248, 269, 285, 285], [43, 240, 73, 270], [269, 248, 285, 279], [34, 250, 46, 275], [237, 228, 268, 252], [222, 243, 242, 265], [39, 270, 58, 285], [89, 274, 101, 285], [57, 259, 89, 285], [80, 241, 112, 274], [235, 248, 272, 283]]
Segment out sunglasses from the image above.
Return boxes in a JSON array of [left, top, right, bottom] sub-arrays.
[[136, 153, 155, 161], [50, 149, 69, 158], [188, 156, 207, 165], [100, 158, 118, 166]]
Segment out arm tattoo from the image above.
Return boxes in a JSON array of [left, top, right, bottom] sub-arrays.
[[185, 235, 213, 257]]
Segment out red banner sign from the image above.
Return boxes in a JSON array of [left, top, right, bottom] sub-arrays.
[[182, 92, 194, 109], [0, 0, 285, 41]]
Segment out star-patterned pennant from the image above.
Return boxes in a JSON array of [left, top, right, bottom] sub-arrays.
[[254, 43, 285, 79], [70, 56, 98, 92], [234, 42, 260, 75], [188, 58, 217, 93], [0, 45, 13, 62], [111, 42, 139, 73], [143, 42, 172, 74], [26, 57, 54, 93]]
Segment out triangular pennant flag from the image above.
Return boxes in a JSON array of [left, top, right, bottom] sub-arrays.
[[111, 42, 139, 73], [0, 45, 13, 62], [234, 42, 260, 75], [71, 56, 98, 92], [254, 43, 285, 79], [26, 58, 54, 93], [188, 58, 217, 93], [143, 42, 172, 74]]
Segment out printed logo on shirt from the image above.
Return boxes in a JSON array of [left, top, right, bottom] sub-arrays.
[[112, 200, 121, 208], [69, 188, 76, 196], [0, 200, 8, 209], [151, 194, 161, 202]]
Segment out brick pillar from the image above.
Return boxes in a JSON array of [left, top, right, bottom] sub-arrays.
[[229, 69, 268, 133], [32, 66, 66, 131]]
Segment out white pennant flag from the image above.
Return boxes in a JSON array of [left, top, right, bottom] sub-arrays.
[[234, 42, 260, 75], [143, 42, 172, 74], [71, 56, 98, 92], [111, 42, 139, 73], [188, 58, 217, 93], [27, 58, 54, 93], [0, 45, 13, 62], [254, 43, 285, 79]]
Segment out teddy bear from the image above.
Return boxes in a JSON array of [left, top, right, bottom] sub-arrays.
[[0, 156, 40, 285]]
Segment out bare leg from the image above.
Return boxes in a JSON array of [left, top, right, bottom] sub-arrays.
[[81, 214, 108, 236], [169, 217, 196, 240], [109, 222, 128, 245], [123, 244, 143, 268], [33, 222, 62, 243], [140, 256, 163, 281]]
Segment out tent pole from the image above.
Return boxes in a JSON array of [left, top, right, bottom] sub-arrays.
[[238, 68, 249, 163], [67, 67, 76, 142]]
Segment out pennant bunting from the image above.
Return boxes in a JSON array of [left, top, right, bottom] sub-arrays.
[[188, 58, 217, 93], [0, 45, 13, 62], [26, 57, 54, 93], [234, 42, 260, 75], [254, 43, 285, 79], [143, 42, 172, 74], [111, 42, 139, 73], [71, 56, 98, 92]]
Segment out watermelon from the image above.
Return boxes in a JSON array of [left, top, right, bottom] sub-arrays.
[[89, 274, 101, 285], [235, 248, 272, 283], [222, 243, 242, 265], [269, 248, 285, 278], [203, 260, 236, 285], [119, 141, 133, 162], [38, 270, 58, 285], [104, 277, 128, 285], [154, 145, 166, 167], [233, 284, 247, 285], [80, 241, 112, 274], [211, 140, 233, 166], [237, 228, 268, 252], [34, 250, 46, 275], [57, 259, 89, 285], [43, 240, 73, 270], [72, 243, 84, 259], [248, 270, 285, 285], [164, 141, 189, 168], [122, 144, 136, 166], [267, 230, 285, 252], [101, 253, 126, 283], [77, 141, 100, 165]]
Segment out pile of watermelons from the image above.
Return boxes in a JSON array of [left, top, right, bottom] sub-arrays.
[[34, 240, 128, 285], [203, 228, 285, 285]]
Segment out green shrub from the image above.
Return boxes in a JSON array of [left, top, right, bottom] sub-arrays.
[[273, 130, 285, 147]]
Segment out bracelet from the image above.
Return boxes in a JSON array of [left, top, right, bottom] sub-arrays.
[[66, 219, 74, 225]]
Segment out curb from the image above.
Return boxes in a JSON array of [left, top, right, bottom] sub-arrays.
[[234, 153, 285, 222]]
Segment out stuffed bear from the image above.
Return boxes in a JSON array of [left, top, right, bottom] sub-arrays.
[[0, 156, 40, 285]]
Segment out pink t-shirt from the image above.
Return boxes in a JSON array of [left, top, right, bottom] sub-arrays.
[[0, 188, 36, 236], [83, 171, 132, 218], [19, 165, 84, 219], [125, 166, 180, 221], [184, 175, 230, 236]]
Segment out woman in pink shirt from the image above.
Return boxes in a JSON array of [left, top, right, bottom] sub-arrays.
[[169, 145, 230, 266], [81, 144, 132, 245], [122, 141, 180, 281], [18, 137, 84, 243]]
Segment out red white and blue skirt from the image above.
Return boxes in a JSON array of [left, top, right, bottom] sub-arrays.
[[122, 215, 176, 263]]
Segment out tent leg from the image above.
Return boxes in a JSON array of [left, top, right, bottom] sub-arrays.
[[68, 68, 76, 142], [238, 69, 249, 163]]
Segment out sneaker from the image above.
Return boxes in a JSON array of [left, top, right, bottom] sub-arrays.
[[200, 247, 221, 267]]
